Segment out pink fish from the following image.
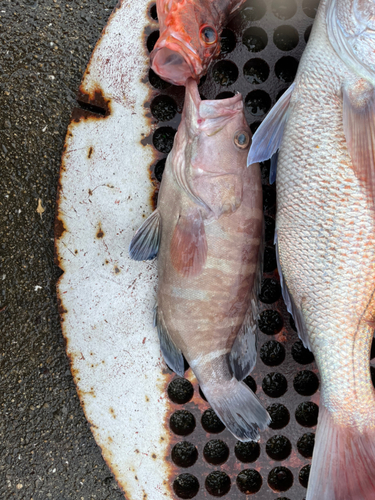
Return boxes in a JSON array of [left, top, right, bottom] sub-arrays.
[[150, 0, 245, 86], [130, 79, 269, 440]]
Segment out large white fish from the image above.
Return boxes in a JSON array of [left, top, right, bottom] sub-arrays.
[[130, 79, 270, 441], [248, 0, 375, 498]]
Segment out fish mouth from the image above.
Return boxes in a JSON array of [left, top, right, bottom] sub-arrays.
[[151, 39, 200, 86]]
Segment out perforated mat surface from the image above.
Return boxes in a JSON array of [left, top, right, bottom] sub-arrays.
[[145, 2, 319, 497]]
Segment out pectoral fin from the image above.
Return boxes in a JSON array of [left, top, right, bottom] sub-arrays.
[[154, 305, 185, 377], [343, 82, 375, 204], [247, 83, 295, 166], [129, 209, 161, 261], [170, 210, 208, 278]]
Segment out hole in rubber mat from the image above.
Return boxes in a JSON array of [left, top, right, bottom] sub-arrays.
[[297, 432, 315, 458], [153, 126, 177, 153], [170, 410, 196, 436], [272, 0, 297, 20], [173, 473, 200, 498], [234, 441, 260, 463], [268, 466, 294, 492], [240, 0, 267, 22], [140, 0, 318, 498], [302, 0, 320, 18], [205, 471, 231, 496], [168, 378, 194, 404], [260, 340, 286, 366], [242, 27, 268, 52], [299, 464, 311, 488], [262, 372, 288, 397], [295, 402, 319, 427], [203, 440, 229, 465], [201, 408, 226, 434], [243, 58, 270, 84], [237, 469, 262, 494], [267, 403, 290, 429], [273, 25, 299, 51], [243, 374, 257, 392], [151, 95, 177, 121], [259, 310, 283, 335], [220, 28, 236, 54], [212, 60, 239, 86], [172, 442, 198, 468], [147, 30, 160, 52], [266, 435, 292, 460]]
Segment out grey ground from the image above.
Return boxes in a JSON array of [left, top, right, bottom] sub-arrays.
[[0, 1, 125, 498]]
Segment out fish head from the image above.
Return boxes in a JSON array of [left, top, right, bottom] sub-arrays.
[[170, 79, 252, 218], [181, 78, 251, 176], [150, 0, 222, 86], [330, 0, 375, 82]]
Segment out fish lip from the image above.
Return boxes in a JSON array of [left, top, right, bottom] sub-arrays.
[[150, 37, 202, 86]]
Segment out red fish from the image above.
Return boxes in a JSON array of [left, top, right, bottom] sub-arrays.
[[150, 0, 246, 86]]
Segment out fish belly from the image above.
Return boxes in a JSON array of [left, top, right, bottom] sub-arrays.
[[156, 158, 262, 381], [276, 13, 375, 428]]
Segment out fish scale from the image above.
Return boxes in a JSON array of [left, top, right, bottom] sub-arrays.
[[269, 0, 375, 496], [247, 0, 375, 495]]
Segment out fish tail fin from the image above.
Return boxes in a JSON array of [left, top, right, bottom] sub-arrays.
[[201, 378, 270, 442], [306, 405, 375, 500]]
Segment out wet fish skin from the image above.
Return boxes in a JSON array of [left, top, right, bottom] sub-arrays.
[[248, 0, 375, 497], [130, 79, 270, 441], [150, 0, 245, 85]]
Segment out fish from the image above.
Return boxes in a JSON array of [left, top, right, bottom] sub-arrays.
[[150, 0, 245, 86], [248, 0, 375, 497], [130, 78, 270, 441]]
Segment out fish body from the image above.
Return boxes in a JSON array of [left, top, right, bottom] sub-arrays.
[[130, 79, 269, 441], [248, 0, 375, 497], [151, 0, 245, 85]]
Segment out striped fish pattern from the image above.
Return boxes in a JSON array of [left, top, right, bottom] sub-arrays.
[[130, 78, 270, 441]]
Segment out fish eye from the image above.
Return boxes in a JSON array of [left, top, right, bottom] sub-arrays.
[[234, 131, 250, 149], [200, 25, 218, 45]]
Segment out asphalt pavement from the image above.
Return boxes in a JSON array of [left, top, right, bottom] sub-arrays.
[[0, 1, 125, 498]]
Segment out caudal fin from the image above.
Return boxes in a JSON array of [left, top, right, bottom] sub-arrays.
[[307, 405, 375, 499], [201, 378, 270, 442]]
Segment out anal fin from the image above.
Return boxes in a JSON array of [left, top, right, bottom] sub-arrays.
[[129, 209, 161, 261], [229, 225, 264, 381], [170, 210, 208, 278], [275, 230, 311, 351], [154, 305, 185, 377]]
